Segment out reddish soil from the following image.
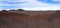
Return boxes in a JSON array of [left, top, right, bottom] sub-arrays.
[[0, 10, 60, 28]]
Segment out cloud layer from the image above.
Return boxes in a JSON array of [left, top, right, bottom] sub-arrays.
[[0, 0, 60, 10]]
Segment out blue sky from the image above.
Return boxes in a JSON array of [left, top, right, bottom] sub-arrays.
[[0, 0, 60, 11]]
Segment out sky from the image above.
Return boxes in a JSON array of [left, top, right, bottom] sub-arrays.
[[0, 0, 60, 11]]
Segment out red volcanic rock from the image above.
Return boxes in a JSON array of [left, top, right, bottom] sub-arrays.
[[0, 11, 60, 28]]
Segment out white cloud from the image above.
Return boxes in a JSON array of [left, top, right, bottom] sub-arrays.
[[20, 0, 60, 11], [21, 6, 60, 11], [0, 0, 60, 11]]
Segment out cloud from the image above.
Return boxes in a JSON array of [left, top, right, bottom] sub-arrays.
[[0, 0, 25, 9], [1, 1, 25, 4], [20, 0, 60, 11], [21, 6, 60, 11], [0, 0, 60, 10]]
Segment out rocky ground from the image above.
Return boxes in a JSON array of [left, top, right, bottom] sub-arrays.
[[0, 10, 60, 28]]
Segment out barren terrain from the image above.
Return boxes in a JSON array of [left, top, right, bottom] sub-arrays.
[[0, 10, 60, 28]]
